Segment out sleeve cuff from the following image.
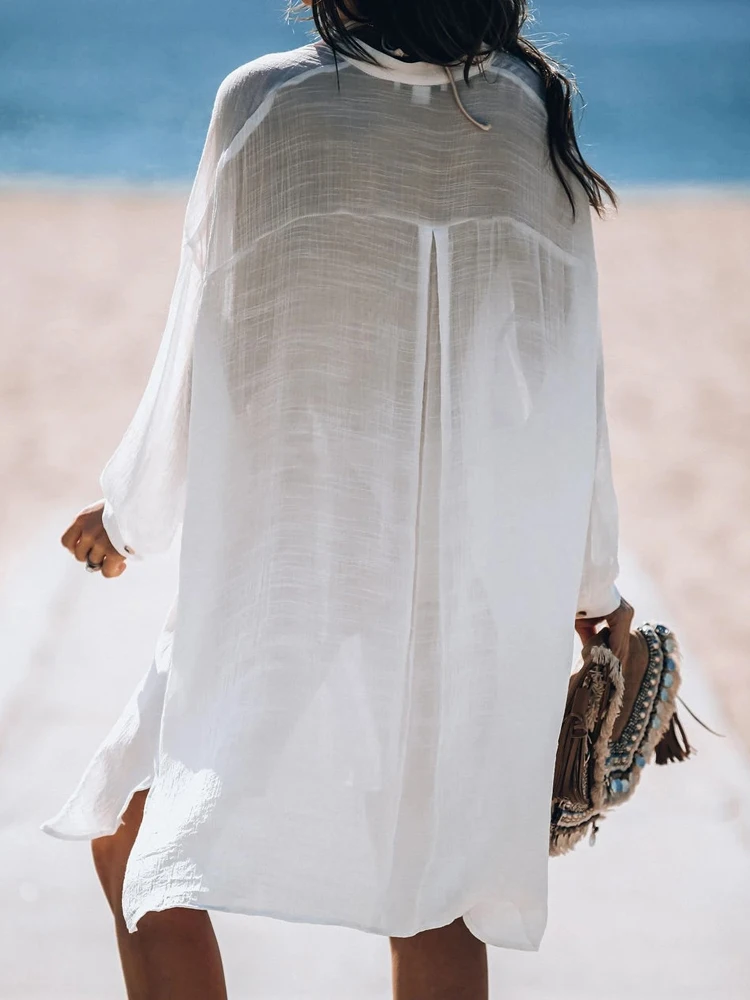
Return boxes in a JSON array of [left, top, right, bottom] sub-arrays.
[[100, 498, 141, 561], [576, 583, 622, 620]]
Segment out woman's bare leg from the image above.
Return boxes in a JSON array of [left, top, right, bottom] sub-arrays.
[[389, 916, 489, 1000], [90, 789, 227, 1000]]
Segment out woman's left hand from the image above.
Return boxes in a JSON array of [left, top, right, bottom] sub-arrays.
[[60, 500, 128, 578]]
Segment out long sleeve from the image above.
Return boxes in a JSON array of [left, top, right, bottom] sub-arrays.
[[99, 244, 200, 560], [99, 77, 234, 560], [575, 326, 622, 619]]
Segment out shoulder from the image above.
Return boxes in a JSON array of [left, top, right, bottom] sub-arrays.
[[211, 41, 336, 150], [490, 51, 547, 107]]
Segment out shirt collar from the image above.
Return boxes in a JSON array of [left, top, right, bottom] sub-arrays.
[[337, 37, 495, 86]]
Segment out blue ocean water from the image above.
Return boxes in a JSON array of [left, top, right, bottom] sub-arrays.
[[1, 0, 748, 184]]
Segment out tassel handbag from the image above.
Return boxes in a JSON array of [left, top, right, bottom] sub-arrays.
[[550, 622, 696, 857]]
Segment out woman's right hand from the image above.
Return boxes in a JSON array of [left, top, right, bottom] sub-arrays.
[[575, 597, 634, 667]]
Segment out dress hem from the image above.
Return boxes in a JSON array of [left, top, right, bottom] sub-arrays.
[[123, 893, 541, 951], [40, 787, 544, 951], [39, 821, 120, 842], [39, 776, 153, 842]]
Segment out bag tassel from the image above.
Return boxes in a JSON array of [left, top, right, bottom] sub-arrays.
[[654, 710, 692, 765], [553, 706, 590, 806], [654, 693, 725, 766], [553, 666, 618, 807]]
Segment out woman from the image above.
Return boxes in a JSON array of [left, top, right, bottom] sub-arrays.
[[43, 0, 633, 996]]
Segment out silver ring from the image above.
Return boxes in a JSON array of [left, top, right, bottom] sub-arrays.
[[85, 557, 103, 573]]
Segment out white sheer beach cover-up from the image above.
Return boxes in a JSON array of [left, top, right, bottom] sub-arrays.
[[41, 38, 621, 951]]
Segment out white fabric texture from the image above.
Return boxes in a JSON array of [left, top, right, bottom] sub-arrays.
[[41, 37, 621, 951]]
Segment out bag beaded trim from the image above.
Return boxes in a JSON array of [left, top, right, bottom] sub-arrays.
[[550, 622, 692, 857]]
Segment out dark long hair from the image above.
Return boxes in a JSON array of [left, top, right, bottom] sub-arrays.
[[287, 0, 616, 219]]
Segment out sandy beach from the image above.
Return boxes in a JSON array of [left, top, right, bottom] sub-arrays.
[[1, 187, 748, 748]]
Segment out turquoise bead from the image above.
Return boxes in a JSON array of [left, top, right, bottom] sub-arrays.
[[660, 688, 670, 701], [663, 673, 674, 688], [635, 754, 646, 767], [665, 657, 676, 672], [651, 715, 661, 728]]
